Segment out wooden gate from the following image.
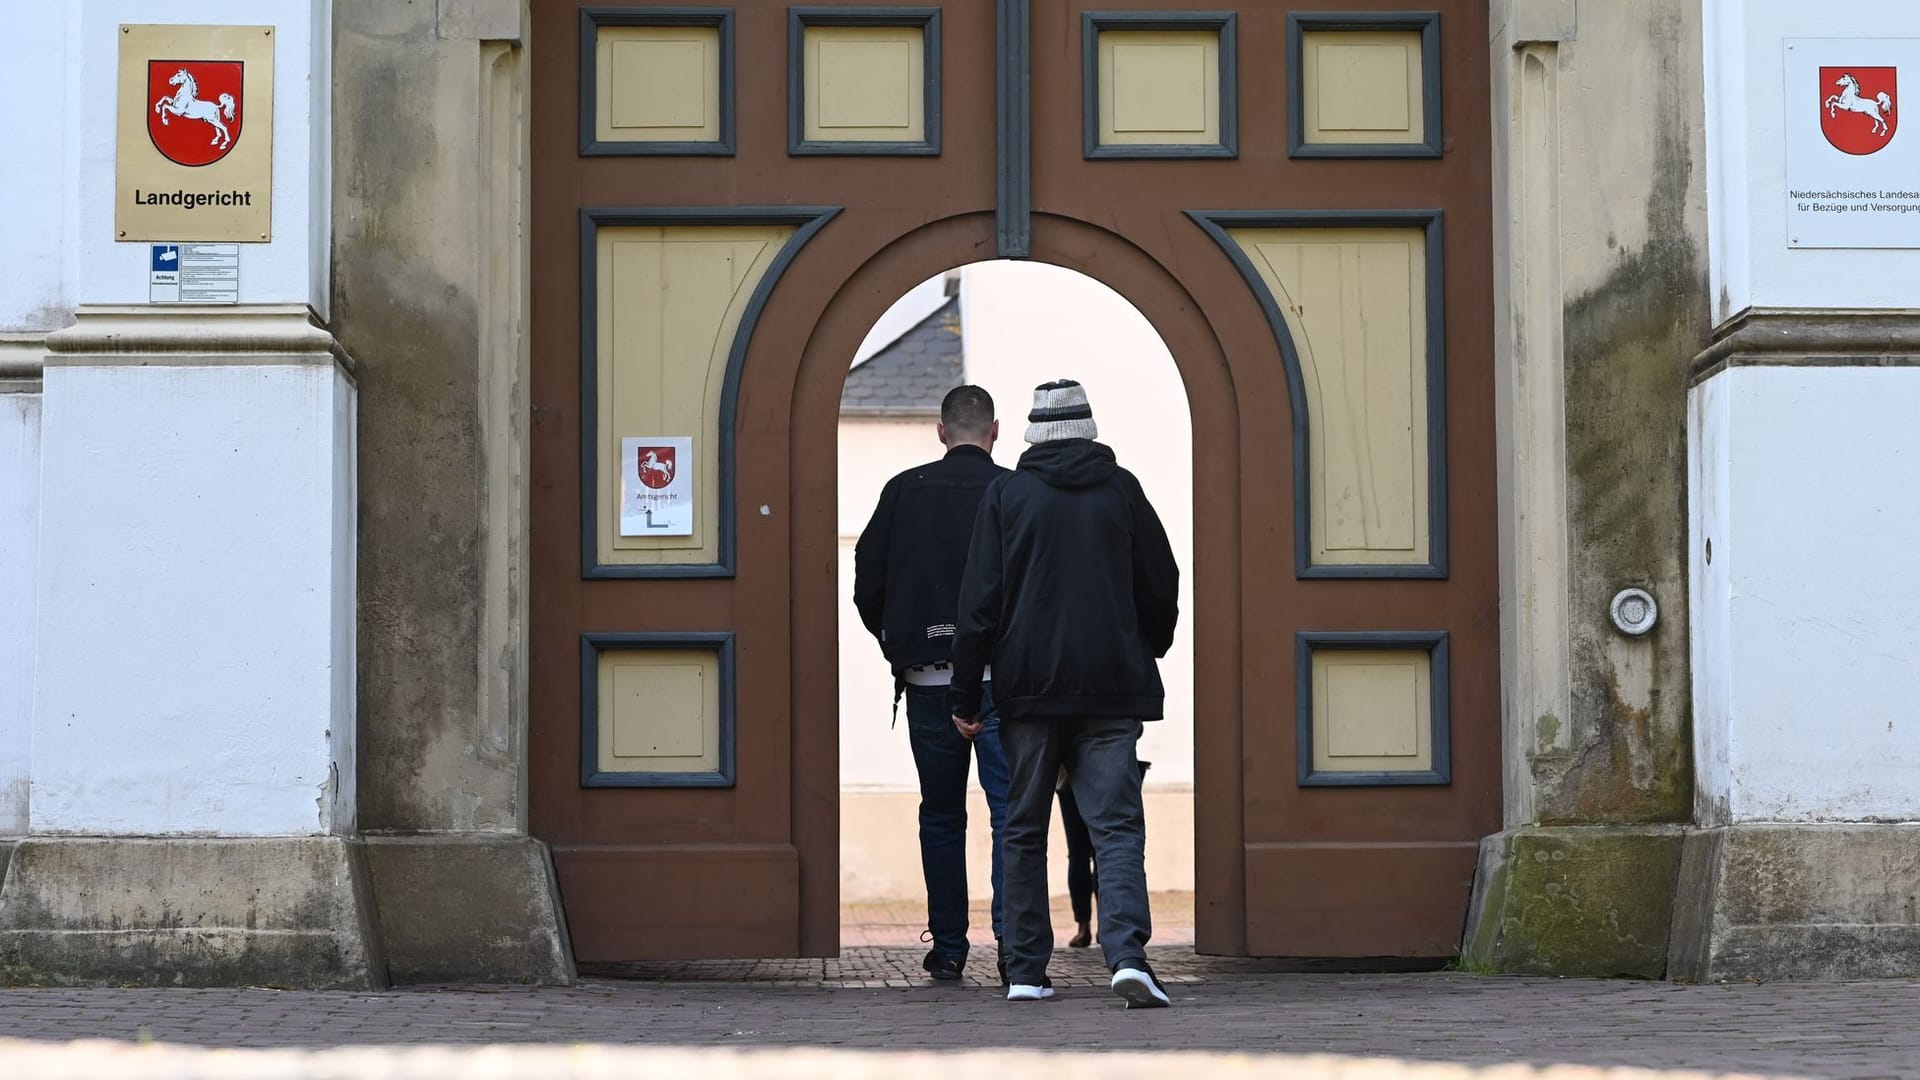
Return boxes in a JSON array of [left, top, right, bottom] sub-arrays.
[[530, 0, 1499, 961]]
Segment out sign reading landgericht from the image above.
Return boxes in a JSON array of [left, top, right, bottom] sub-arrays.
[[1786, 39, 1920, 248], [115, 24, 274, 244], [131, 189, 259, 210]]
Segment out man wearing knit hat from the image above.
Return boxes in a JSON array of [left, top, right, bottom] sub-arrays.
[[949, 379, 1181, 1008]]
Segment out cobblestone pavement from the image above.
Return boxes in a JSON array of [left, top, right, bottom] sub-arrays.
[[580, 942, 1321, 986], [839, 891, 1199, 947], [1, 946, 1917, 1079]]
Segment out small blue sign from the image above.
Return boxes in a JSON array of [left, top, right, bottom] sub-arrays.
[[150, 244, 179, 272]]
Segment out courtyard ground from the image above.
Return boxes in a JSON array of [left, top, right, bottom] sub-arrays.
[[0, 894, 1913, 1079]]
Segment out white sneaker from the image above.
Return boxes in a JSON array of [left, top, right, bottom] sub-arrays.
[[1006, 981, 1056, 1001], [1110, 964, 1171, 1008]]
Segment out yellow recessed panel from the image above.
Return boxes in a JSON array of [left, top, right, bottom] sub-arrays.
[[1099, 30, 1220, 145], [805, 27, 924, 142], [1314, 649, 1432, 774], [596, 225, 795, 566], [597, 26, 721, 142], [600, 651, 720, 774], [1231, 227, 1430, 566], [1301, 30, 1422, 145]]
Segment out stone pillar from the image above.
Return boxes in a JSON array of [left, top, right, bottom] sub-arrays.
[[1466, 0, 1707, 977], [1673, 0, 1920, 981], [0, 2, 386, 988], [332, 0, 572, 985]]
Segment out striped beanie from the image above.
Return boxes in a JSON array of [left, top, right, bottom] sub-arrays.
[[1024, 379, 1099, 444]]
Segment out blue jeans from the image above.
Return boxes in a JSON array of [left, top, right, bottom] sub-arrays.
[[904, 682, 1009, 959]]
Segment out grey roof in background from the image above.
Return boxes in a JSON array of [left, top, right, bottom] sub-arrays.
[[840, 297, 963, 416]]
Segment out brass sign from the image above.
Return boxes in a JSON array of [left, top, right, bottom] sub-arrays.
[[116, 24, 274, 243]]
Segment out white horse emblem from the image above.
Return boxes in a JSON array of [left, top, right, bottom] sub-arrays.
[[1826, 73, 1894, 138], [638, 449, 675, 487], [153, 69, 237, 149]]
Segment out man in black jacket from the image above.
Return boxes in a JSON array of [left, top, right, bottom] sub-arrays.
[[854, 385, 1012, 982], [950, 379, 1179, 1008]]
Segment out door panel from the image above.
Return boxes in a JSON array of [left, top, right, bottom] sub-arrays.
[[531, 0, 1499, 961], [555, 847, 800, 961], [1028, 0, 1498, 958], [1244, 843, 1481, 956]]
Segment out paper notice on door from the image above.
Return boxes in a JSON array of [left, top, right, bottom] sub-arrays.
[[620, 436, 693, 536]]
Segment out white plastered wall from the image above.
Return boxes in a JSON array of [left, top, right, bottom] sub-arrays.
[[1687, 373, 1732, 825], [0, 6, 68, 836], [71, 0, 330, 314], [33, 363, 355, 835], [23, 0, 350, 837], [1705, 0, 1918, 319], [1689, 368, 1920, 823], [1696, 0, 1920, 825], [0, 394, 39, 836], [0, 4, 67, 837], [0, 7, 73, 333]]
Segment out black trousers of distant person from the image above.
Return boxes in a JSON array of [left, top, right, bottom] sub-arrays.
[[1056, 759, 1150, 927]]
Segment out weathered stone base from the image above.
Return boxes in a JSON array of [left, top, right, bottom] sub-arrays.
[[0, 836, 384, 989], [362, 834, 575, 985], [1669, 824, 1920, 982], [1463, 825, 1685, 978]]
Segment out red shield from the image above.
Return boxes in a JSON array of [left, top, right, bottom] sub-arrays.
[[147, 61, 244, 167], [635, 446, 677, 490], [1820, 66, 1897, 156]]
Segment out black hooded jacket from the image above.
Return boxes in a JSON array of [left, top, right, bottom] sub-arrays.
[[853, 444, 1011, 672], [949, 439, 1180, 721]]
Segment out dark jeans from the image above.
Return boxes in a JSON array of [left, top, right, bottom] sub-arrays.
[[904, 683, 1009, 959], [1058, 785, 1095, 924], [1000, 716, 1152, 982], [1060, 758, 1147, 925]]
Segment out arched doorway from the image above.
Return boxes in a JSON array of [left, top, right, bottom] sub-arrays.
[[834, 261, 1200, 949], [528, 0, 1500, 964], [784, 211, 1249, 956]]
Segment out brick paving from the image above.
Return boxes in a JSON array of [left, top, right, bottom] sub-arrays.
[[838, 890, 1199, 948], [0, 898, 1911, 1080], [581, 943, 1316, 987], [0, 947, 1917, 1079]]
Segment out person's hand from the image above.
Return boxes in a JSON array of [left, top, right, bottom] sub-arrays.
[[953, 714, 983, 740]]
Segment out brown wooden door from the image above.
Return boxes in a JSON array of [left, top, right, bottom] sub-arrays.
[[531, 0, 1498, 961]]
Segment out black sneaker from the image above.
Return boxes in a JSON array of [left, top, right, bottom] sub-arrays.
[[922, 949, 965, 981], [1110, 959, 1171, 1008]]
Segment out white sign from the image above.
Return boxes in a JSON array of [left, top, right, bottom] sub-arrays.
[[620, 436, 693, 537], [1785, 39, 1920, 248], [149, 243, 240, 303]]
